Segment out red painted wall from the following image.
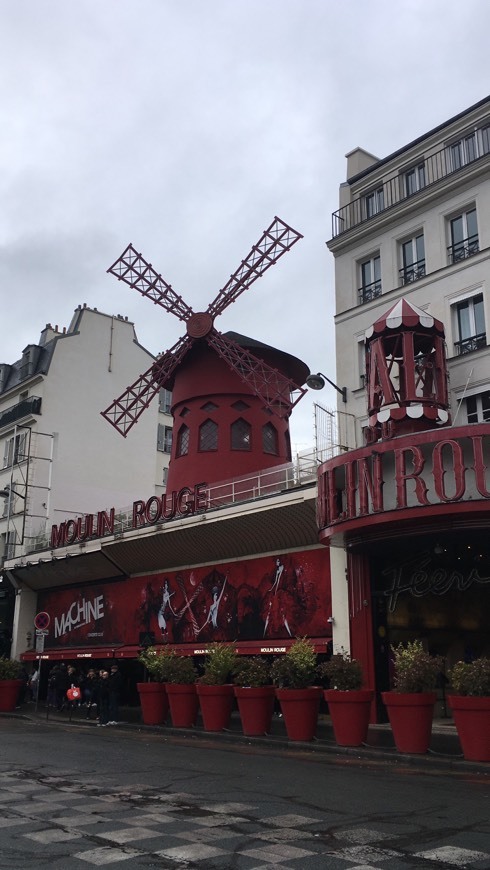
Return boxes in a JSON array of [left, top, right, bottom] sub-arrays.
[[166, 343, 294, 493]]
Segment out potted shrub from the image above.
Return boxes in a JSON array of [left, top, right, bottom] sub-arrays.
[[0, 657, 24, 713], [381, 640, 443, 754], [318, 650, 374, 747], [271, 638, 322, 741], [165, 655, 199, 728], [137, 647, 172, 725], [448, 657, 490, 762], [233, 657, 275, 736], [196, 643, 238, 732]]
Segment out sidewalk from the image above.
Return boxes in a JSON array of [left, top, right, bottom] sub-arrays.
[[5, 701, 488, 775]]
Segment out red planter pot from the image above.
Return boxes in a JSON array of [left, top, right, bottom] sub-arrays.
[[275, 687, 322, 741], [382, 691, 436, 754], [234, 686, 275, 736], [0, 679, 23, 713], [448, 695, 490, 762], [325, 689, 374, 747], [137, 682, 169, 726], [166, 683, 199, 728], [196, 684, 234, 731]]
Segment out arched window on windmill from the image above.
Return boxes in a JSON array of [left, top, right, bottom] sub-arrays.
[[176, 424, 190, 457], [231, 417, 251, 451], [199, 419, 218, 452], [262, 422, 279, 456]]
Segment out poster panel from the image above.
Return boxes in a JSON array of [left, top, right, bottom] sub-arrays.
[[38, 549, 331, 649]]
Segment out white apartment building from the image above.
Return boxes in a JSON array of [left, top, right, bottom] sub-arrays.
[[322, 95, 490, 712], [329, 95, 490, 441], [0, 305, 173, 568]]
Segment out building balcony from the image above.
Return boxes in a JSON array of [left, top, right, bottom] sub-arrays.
[[0, 396, 42, 430], [358, 281, 382, 305], [447, 235, 479, 264], [399, 260, 426, 286], [454, 332, 487, 355], [331, 143, 489, 238]]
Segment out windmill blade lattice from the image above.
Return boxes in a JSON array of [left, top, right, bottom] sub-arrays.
[[207, 330, 306, 416], [102, 335, 192, 435], [207, 216, 303, 319], [102, 217, 304, 436]]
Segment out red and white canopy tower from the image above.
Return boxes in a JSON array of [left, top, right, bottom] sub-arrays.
[[102, 217, 310, 492]]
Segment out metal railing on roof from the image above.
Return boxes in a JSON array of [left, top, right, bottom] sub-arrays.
[[331, 144, 490, 238]]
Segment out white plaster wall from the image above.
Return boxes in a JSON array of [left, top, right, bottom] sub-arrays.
[[329, 545, 350, 654]]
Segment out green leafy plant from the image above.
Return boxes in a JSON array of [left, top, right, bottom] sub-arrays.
[[0, 656, 23, 680], [391, 640, 443, 693], [199, 643, 238, 685], [449, 658, 490, 697], [317, 649, 363, 691], [232, 657, 271, 688], [165, 655, 198, 685], [138, 647, 176, 682], [271, 638, 317, 689]]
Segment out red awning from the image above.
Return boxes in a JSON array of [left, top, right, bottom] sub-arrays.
[[366, 298, 445, 338]]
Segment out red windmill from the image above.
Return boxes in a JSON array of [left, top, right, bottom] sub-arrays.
[[102, 217, 310, 493]]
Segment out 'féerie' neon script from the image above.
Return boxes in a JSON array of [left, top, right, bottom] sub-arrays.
[[382, 552, 490, 612]]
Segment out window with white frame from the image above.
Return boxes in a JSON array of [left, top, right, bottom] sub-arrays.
[[157, 424, 173, 453], [448, 207, 479, 263], [465, 390, 490, 423], [403, 163, 426, 197], [452, 292, 486, 355], [3, 432, 27, 468], [158, 389, 172, 415], [358, 254, 381, 304], [399, 232, 426, 285], [363, 187, 384, 219], [447, 124, 490, 171]]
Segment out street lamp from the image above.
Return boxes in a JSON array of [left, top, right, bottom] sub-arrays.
[[306, 372, 347, 403]]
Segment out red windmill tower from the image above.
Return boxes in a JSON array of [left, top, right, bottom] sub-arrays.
[[102, 217, 310, 493]]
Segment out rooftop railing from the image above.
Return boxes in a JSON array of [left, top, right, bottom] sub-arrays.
[[331, 144, 489, 238]]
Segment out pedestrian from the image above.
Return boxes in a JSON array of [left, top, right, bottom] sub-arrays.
[[108, 663, 123, 725], [97, 669, 110, 726], [28, 667, 39, 702], [83, 669, 99, 720]]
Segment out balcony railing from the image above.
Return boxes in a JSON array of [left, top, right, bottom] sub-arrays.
[[399, 260, 426, 285], [0, 396, 41, 430], [332, 142, 489, 238], [454, 332, 487, 355], [447, 235, 479, 264], [358, 281, 382, 305]]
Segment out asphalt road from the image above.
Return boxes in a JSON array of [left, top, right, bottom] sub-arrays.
[[0, 717, 489, 869]]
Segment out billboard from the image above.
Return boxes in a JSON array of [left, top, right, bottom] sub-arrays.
[[38, 549, 331, 649]]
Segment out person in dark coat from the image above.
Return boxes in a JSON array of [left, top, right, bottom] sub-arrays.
[[108, 663, 123, 725], [83, 668, 99, 720], [97, 669, 110, 726], [55, 664, 69, 710]]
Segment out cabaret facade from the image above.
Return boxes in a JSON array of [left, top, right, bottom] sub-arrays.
[[326, 96, 490, 713]]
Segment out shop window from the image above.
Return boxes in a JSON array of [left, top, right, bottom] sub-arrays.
[[176, 424, 189, 457], [199, 419, 218, 452], [466, 390, 490, 423], [231, 418, 251, 451], [263, 422, 278, 455]]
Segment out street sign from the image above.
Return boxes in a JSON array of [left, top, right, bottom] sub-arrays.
[[34, 611, 50, 630], [35, 634, 45, 653], [35, 629, 49, 636]]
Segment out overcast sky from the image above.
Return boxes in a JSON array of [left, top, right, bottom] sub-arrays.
[[2, 0, 490, 452]]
